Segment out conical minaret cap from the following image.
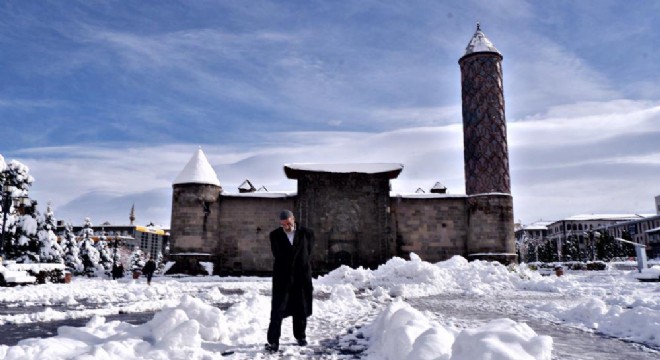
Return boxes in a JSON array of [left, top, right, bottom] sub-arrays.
[[173, 148, 221, 186], [463, 23, 501, 57]]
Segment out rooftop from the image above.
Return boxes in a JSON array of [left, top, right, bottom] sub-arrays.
[[173, 148, 221, 186], [284, 163, 404, 179], [462, 23, 501, 57]]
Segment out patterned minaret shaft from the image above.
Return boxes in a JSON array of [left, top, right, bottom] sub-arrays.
[[459, 24, 511, 195]]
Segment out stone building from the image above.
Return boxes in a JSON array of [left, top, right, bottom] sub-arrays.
[[169, 25, 516, 275]]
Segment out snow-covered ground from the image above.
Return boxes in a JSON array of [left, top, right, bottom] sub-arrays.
[[0, 255, 658, 359]]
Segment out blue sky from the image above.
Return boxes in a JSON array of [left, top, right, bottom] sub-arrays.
[[1, 0, 659, 227]]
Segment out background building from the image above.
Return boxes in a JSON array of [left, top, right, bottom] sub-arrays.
[[56, 221, 169, 259]]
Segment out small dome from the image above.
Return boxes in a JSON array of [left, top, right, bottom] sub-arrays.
[[463, 23, 500, 56], [173, 148, 221, 186]]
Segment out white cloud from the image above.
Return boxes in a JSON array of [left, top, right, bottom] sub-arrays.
[[13, 98, 658, 228]]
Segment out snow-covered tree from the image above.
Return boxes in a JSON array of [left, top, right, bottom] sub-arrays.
[[38, 203, 63, 263], [95, 231, 114, 275], [111, 235, 122, 264], [155, 250, 165, 274], [61, 222, 83, 274], [129, 246, 145, 272], [14, 202, 41, 263], [78, 218, 101, 277], [1, 157, 34, 259]]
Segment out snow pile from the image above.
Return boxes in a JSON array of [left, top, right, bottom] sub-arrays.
[[542, 295, 660, 347], [0, 263, 36, 284], [0, 294, 264, 359], [0, 254, 658, 358], [635, 265, 660, 281], [318, 253, 544, 297], [450, 318, 552, 360], [363, 300, 552, 360]]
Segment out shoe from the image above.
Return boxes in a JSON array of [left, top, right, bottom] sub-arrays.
[[296, 338, 308, 346], [265, 343, 279, 352]]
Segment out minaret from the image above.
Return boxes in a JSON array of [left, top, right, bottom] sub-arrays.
[[129, 204, 135, 225], [459, 24, 515, 263], [459, 23, 511, 195]]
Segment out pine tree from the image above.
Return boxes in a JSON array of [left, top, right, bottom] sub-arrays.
[[78, 218, 101, 277], [38, 203, 63, 263], [15, 202, 41, 263], [61, 222, 83, 274], [561, 235, 580, 262], [129, 246, 145, 273], [155, 250, 165, 274], [1, 158, 35, 259], [95, 230, 114, 275]]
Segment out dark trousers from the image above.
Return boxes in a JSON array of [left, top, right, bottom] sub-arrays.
[[267, 311, 307, 345]]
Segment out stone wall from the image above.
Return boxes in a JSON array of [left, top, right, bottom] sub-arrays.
[[295, 172, 395, 272], [392, 196, 469, 262], [170, 183, 222, 253], [466, 194, 516, 263], [215, 195, 294, 274]]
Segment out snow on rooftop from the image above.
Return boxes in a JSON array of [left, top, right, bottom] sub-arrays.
[[463, 23, 500, 57], [563, 214, 649, 221], [520, 221, 553, 231], [173, 148, 221, 186], [222, 192, 296, 198], [285, 163, 403, 174]]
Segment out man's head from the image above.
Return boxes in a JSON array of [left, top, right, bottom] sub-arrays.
[[279, 209, 295, 231]]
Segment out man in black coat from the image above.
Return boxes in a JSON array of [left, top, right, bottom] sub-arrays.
[[265, 209, 315, 353], [142, 256, 156, 285]]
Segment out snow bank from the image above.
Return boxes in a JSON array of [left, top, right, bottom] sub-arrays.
[[363, 300, 552, 360], [451, 318, 552, 360], [541, 295, 660, 348], [0, 293, 269, 359], [317, 253, 547, 297]]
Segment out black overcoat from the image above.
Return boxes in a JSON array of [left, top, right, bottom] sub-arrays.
[[269, 224, 314, 318]]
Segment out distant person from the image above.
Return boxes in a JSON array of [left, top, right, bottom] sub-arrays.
[[142, 256, 156, 285], [112, 262, 124, 280], [265, 210, 315, 353]]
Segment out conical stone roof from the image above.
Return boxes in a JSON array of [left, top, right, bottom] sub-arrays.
[[173, 148, 221, 186], [463, 23, 500, 57]]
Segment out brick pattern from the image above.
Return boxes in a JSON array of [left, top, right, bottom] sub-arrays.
[[170, 184, 223, 254], [393, 197, 469, 262], [466, 194, 515, 259], [216, 196, 294, 274], [460, 53, 511, 195], [296, 172, 394, 272]]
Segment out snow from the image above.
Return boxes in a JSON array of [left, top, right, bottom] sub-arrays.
[[463, 26, 500, 56], [635, 265, 660, 281], [562, 214, 651, 221], [0, 254, 658, 359], [284, 163, 404, 175], [172, 148, 221, 186], [0, 263, 36, 284]]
